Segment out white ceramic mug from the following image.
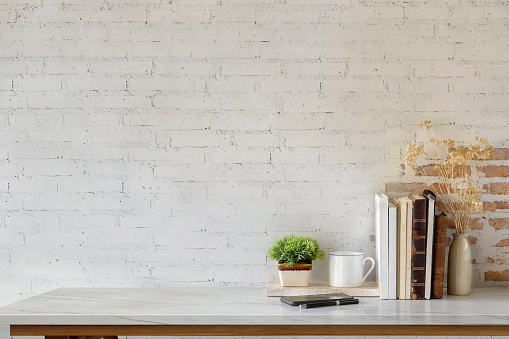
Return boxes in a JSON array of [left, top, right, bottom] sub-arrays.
[[329, 251, 375, 288]]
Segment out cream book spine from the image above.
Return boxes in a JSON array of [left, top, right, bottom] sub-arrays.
[[388, 202, 397, 300], [396, 198, 408, 299], [403, 196, 413, 300], [424, 192, 436, 299]]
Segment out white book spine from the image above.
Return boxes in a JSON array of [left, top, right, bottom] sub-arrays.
[[375, 193, 389, 300], [388, 203, 397, 300]]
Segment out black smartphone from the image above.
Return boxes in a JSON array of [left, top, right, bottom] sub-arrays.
[[280, 293, 357, 306]]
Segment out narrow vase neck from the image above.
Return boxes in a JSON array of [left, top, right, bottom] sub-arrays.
[[453, 233, 468, 239]]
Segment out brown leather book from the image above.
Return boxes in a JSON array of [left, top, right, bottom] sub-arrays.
[[431, 214, 448, 299], [409, 195, 427, 300]]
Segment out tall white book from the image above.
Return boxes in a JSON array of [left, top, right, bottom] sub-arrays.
[[375, 193, 389, 300], [388, 202, 397, 300], [394, 198, 408, 299], [403, 196, 413, 300]]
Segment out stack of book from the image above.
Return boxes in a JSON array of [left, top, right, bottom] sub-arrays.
[[375, 191, 448, 300]]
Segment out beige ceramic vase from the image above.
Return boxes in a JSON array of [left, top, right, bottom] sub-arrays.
[[447, 233, 472, 296]]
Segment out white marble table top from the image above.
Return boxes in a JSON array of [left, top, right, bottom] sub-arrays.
[[0, 287, 508, 326]]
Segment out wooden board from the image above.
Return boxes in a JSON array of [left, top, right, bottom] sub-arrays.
[[266, 281, 379, 297], [11, 325, 509, 337]]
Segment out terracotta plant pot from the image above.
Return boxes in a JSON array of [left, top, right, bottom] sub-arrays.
[[278, 263, 312, 287]]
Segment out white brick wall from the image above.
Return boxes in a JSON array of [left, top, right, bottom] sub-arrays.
[[1, 0, 509, 338]]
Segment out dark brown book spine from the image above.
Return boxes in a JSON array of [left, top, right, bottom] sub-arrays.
[[410, 196, 427, 300], [431, 214, 448, 299]]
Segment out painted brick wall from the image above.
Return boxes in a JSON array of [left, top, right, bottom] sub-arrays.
[[1, 0, 509, 338]]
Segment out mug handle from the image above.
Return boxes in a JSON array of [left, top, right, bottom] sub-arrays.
[[361, 257, 376, 283]]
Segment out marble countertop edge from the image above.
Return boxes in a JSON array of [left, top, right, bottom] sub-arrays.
[[2, 315, 509, 326]]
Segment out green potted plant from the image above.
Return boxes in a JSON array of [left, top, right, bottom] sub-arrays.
[[267, 234, 325, 287]]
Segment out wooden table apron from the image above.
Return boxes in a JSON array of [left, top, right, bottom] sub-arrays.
[[9, 324, 509, 337]]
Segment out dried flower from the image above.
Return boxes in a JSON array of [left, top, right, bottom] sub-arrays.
[[418, 120, 432, 130], [405, 121, 494, 234]]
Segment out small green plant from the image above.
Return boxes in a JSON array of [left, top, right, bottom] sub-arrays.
[[267, 234, 325, 267]]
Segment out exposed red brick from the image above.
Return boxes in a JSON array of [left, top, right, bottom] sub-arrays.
[[495, 237, 509, 247], [483, 201, 495, 212], [491, 148, 509, 160], [489, 218, 509, 230], [385, 182, 427, 194], [413, 195, 507, 213], [483, 182, 509, 195], [487, 257, 495, 263], [429, 183, 458, 194], [417, 165, 439, 177], [445, 218, 457, 229], [435, 201, 448, 214], [485, 269, 509, 281], [471, 259, 476, 264], [469, 218, 483, 230], [441, 217, 481, 230], [468, 235, 478, 245], [446, 237, 452, 247], [484, 201, 509, 212], [480, 166, 509, 178]]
